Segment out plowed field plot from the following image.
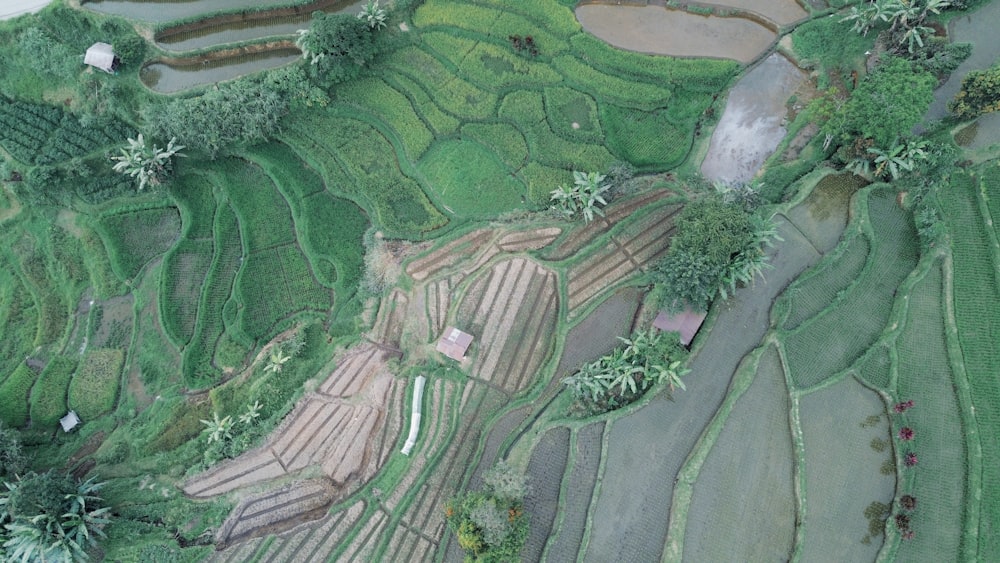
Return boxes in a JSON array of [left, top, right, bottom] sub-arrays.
[[216, 479, 336, 546], [246, 499, 365, 563], [567, 204, 681, 313], [455, 257, 559, 393], [185, 344, 398, 509], [544, 190, 677, 261], [523, 427, 571, 561], [405, 229, 496, 281]]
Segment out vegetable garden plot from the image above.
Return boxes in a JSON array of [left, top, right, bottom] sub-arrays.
[[406, 228, 496, 282], [523, 426, 571, 562], [68, 348, 123, 420], [544, 86, 604, 145], [939, 170, 1000, 557], [894, 260, 967, 561], [682, 344, 795, 562], [459, 122, 529, 170], [784, 189, 918, 389], [0, 98, 132, 166], [0, 364, 36, 427], [778, 233, 870, 331], [418, 139, 526, 218], [160, 239, 213, 346], [28, 355, 76, 429], [797, 376, 895, 561], [168, 173, 217, 240], [181, 204, 243, 387], [545, 422, 605, 563], [383, 47, 498, 121], [97, 207, 182, 282], [335, 78, 435, 160], [600, 103, 691, 169], [383, 72, 462, 138]]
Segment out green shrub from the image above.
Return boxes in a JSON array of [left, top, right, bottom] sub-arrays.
[[0, 364, 36, 428], [29, 356, 77, 429], [68, 348, 123, 420], [791, 17, 874, 77], [758, 160, 816, 203], [949, 64, 1000, 119]]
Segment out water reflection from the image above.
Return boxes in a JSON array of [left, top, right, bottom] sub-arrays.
[[140, 48, 301, 93]]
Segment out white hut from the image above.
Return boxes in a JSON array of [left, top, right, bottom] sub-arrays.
[[59, 410, 81, 432], [84, 42, 116, 74]]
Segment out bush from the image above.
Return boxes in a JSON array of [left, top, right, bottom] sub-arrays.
[[949, 64, 1000, 119], [446, 461, 530, 562]]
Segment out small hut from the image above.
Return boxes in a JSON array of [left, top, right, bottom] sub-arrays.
[[59, 411, 81, 433], [436, 326, 473, 361], [653, 308, 707, 347], [84, 42, 117, 74]]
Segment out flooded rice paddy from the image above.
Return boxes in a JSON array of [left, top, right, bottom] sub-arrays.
[[154, 0, 367, 51], [576, 4, 775, 63], [925, 0, 1000, 121], [140, 48, 301, 93], [701, 53, 808, 184], [84, 0, 303, 23]]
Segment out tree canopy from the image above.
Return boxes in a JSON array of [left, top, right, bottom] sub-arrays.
[[296, 11, 381, 86], [823, 56, 935, 148], [949, 64, 1000, 119]]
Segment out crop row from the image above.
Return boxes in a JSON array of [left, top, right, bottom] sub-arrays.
[[783, 188, 919, 389], [939, 170, 1000, 557], [97, 207, 182, 282], [68, 348, 123, 420], [0, 99, 132, 165]]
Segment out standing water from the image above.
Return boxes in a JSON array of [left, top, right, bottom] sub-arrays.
[[701, 53, 808, 184], [140, 48, 301, 93]]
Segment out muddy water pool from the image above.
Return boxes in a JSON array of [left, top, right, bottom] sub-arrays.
[[701, 53, 807, 184]]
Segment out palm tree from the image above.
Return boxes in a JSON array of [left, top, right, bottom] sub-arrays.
[[648, 360, 689, 393], [358, 0, 388, 30], [110, 134, 185, 191], [239, 401, 263, 426], [264, 349, 292, 374], [200, 412, 234, 444]]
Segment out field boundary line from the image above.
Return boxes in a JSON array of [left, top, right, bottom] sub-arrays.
[[941, 249, 984, 562]]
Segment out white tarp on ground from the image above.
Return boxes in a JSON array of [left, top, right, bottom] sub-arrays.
[[85, 42, 116, 73], [0, 0, 51, 20]]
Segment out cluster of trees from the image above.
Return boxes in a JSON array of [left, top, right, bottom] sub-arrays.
[[0, 425, 111, 562], [652, 195, 780, 313], [110, 134, 185, 191], [562, 329, 689, 415], [445, 461, 529, 562], [949, 65, 1000, 118]]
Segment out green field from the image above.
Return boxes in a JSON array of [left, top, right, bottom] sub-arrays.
[[0, 0, 998, 561]]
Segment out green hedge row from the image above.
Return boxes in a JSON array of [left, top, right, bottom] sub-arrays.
[[68, 348, 123, 421]]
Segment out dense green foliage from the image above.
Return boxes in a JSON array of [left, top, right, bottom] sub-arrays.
[[446, 461, 530, 562], [563, 329, 688, 415], [949, 64, 1000, 118], [296, 11, 382, 87], [653, 198, 776, 312], [1, 471, 111, 562], [823, 57, 935, 148]]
